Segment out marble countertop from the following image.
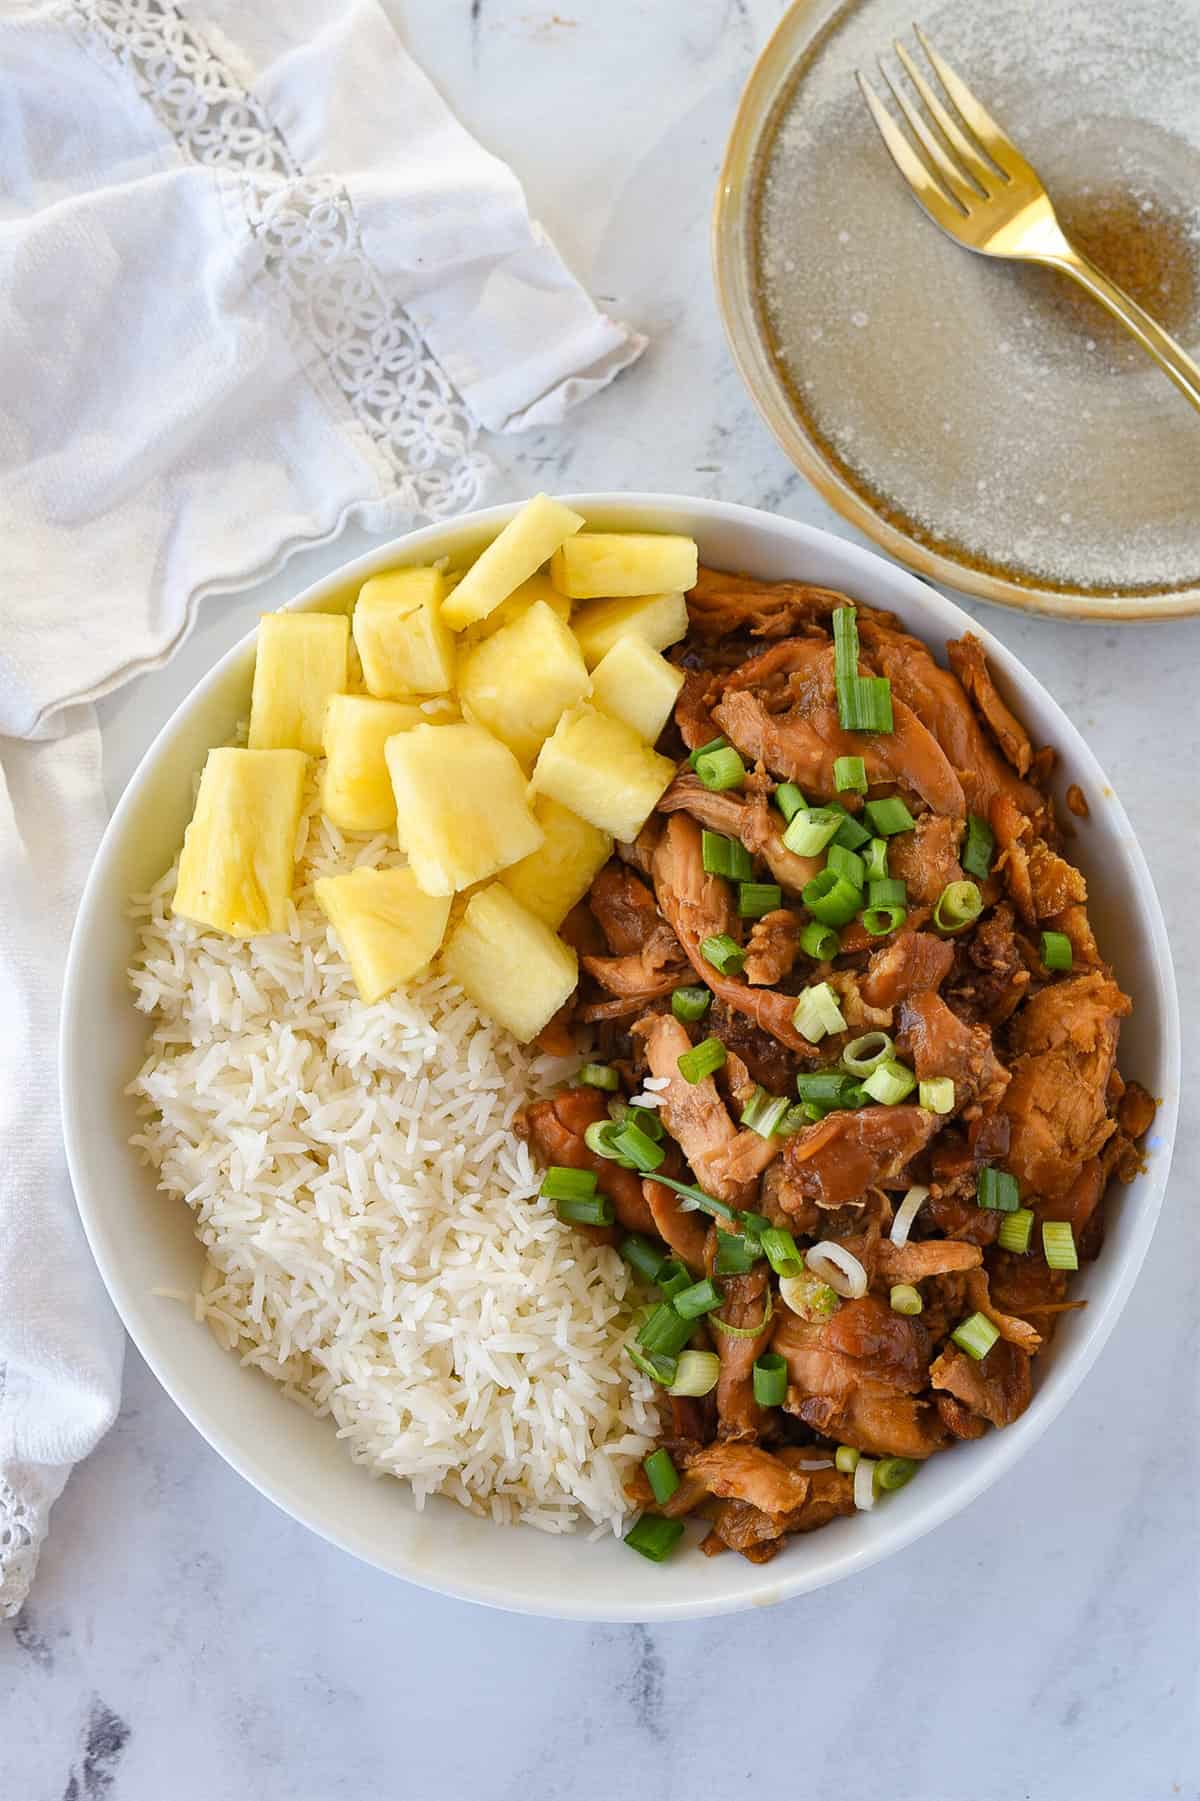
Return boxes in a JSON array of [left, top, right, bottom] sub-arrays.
[[4, 3, 1197, 1796]]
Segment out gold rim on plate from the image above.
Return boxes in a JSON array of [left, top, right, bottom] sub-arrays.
[[713, 0, 1200, 620]]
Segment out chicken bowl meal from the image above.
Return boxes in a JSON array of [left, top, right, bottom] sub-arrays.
[[62, 496, 1177, 1618]]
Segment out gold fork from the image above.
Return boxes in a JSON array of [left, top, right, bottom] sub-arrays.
[[858, 27, 1200, 416]]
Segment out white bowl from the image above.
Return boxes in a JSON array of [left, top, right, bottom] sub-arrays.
[[61, 497, 1180, 1622]]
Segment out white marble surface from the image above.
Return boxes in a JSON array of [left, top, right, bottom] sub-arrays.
[[4, 3, 1198, 1797]]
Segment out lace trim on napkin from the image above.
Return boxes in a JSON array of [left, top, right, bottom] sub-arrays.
[[0, 1359, 47, 1619], [73, 0, 493, 520]]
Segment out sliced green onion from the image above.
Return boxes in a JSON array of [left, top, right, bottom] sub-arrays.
[[1043, 1219, 1079, 1271], [833, 604, 860, 681], [709, 1291, 774, 1337], [738, 881, 783, 919], [773, 781, 806, 823], [799, 919, 839, 961], [875, 1456, 919, 1492], [802, 868, 863, 927], [933, 879, 984, 933], [673, 1277, 724, 1320], [839, 676, 894, 734], [827, 842, 866, 889], [621, 1234, 668, 1284], [951, 1311, 1000, 1361], [739, 1211, 770, 1244], [778, 1270, 839, 1321], [834, 755, 868, 794], [863, 836, 889, 882], [612, 1101, 664, 1142], [624, 1515, 685, 1561], [832, 810, 873, 851], [862, 1058, 916, 1104], [977, 1166, 1020, 1212], [714, 1228, 758, 1275], [862, 905, 907, 936], [702, 829, 753, 881], [841, 1031, 895, 1076], [783, 806, 844, 857], [835, 1445, 860, 1474], [688, 735, 727, 771], [853, 1455, 879, 1510], [864, 796, 916, 836], [962, 812, 995, 879], [643, 1447, 680, 1505], [608, 1121, 665, 1173], [649, 1171, 738, 1222], [997, 1207, 1034, 1254], [761, 1225, 804, 1279], [796, 1069, 861, 1108], [668, 1349, 721, 1397], [677, 1034, 726, 1084], [799, 1102, 826, 1124], [889, 1283, 923, 1316], [918, 1076, 956, 1115], [627, 1345, 677, 1386], [1040, 930, 1073, 971], [700, 932, 745, 976], [539, 1165, 599, 1202], [695, 746, 746, 792], [776, 1102, 812, 1136], [739, 1086, 790, 1139], [752, 1353, 787, 1407], [638, 1303, 695, 1358], [792, 981, 848, 1044], [867, 877, 907, 908], [555, 1192, 615, 1226], [671, 984, 711, 1023], [656, 1260, 691, 1302], [584, 1118, 631, 1164], [579, 1062, 619, 1092]]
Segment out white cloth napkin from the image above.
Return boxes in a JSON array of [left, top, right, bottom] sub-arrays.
[[0, 0, 644, 1616]]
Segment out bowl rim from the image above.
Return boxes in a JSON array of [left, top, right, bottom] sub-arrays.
[[711, 0, 1200, 622], [61, 493, 1181, 1621]]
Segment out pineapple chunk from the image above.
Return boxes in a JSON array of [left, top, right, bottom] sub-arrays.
[[501, 795, 612, 927], [531, 703, 675, 842], [385, 721, 543, 895], [440, 885, 578, 1043], [571, 590, 689, 669], [458, 601, 590, 766], [589, 635, 685, 745], [314, 866, 450, 1003], [248, 613, 349, 755], [321, 695, 422, 833], [354, 567, 454, 696], [172, 748, 307, 938], [467, 570, 571, 641], [550, 531, 698, 600], [441, 494, 584, 631]]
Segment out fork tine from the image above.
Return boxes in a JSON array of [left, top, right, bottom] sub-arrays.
[[893, 40, 998, 192], [876, 57, 979, 211], [855, 72, 965, 234], [913, 25, 1028, 182]]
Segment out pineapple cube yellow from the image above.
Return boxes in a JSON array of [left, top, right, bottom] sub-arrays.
[[440, 885, 578, 1043], [314, 866, 451, 1003], [501, 795, 612, 927], [531, 704, 675, 842], [550, 532, 698, 600], [248, 613, 349, 755], [172, 748, 307, 938], [589, 635, 685, 745], [441, 494, 584, 631], [321, 695, 422, 833], [571, 590, 689, 670], [457, 601, 590, 766], [353, 567, 454, 696], [468, 570, 571, 641], [385, 721, 543, 895]]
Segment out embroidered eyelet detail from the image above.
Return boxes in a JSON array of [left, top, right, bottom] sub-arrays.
[[75, 0, 493, 519]]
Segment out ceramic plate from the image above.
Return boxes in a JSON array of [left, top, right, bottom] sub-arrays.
[[714, 0, 1200, 618]]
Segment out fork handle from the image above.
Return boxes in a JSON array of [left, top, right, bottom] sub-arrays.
[[1050, 244, 1200, 417]]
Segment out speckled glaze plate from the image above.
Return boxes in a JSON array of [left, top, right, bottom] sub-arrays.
[[714, 0, 1200, 618]]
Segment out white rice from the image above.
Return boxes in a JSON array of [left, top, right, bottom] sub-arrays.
[[127, 775, 659, 1535]]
